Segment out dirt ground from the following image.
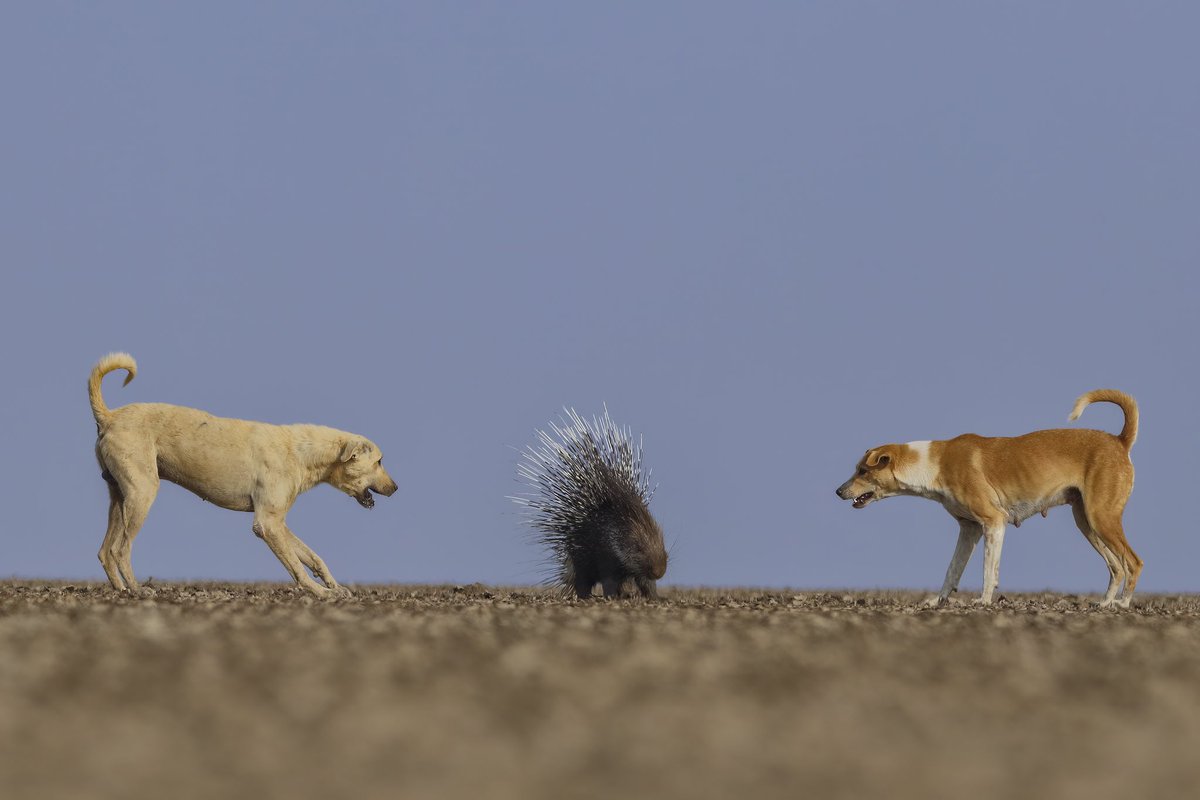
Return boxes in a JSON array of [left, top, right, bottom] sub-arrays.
[[1, 582, 1199, 799]]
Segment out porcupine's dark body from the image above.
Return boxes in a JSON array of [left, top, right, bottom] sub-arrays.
[[514, 409, 668, 599]]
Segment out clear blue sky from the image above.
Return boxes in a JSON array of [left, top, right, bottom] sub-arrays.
[[1, 3, 1196, 592]]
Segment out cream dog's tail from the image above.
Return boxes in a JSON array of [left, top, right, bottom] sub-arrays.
[[1068, 389, 1138, 451], [89, 352, 137, 426]]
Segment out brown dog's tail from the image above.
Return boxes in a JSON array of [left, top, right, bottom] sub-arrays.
[[89, 352, 137, 426], [1068, 389, 1138, 451]]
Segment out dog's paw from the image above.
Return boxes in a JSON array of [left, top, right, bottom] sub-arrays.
[[122, 584, 153, 599], [971, 596, 995, 607], [304, 584, 334, 600], [307, 584, 352, 601], [1097, 598, 1131, 610], [921, 595, 947, 608]]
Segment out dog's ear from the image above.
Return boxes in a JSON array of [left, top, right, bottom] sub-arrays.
[[339, 439, 365, 462], [864, 449, 891, 468]]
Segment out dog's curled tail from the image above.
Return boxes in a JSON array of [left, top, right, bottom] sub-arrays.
[[1069, 389, 1138, 451], [89, 352, 137, 426]]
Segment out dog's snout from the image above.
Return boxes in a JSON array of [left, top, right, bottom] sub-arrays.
[[835, 486, 844, 498]]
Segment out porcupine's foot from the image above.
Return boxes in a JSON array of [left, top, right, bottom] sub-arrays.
[[634, 577, 658, 599], [573, 578, 597, 600]]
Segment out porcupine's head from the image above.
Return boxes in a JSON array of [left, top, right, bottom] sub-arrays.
[[512, 408, 668, 597]]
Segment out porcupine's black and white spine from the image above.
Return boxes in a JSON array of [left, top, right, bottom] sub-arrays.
[[512, 407, 668, 599]]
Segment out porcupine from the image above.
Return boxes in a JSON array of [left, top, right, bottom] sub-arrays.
[[513, 408, 668, 599]]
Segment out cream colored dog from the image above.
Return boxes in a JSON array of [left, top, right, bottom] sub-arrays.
[[89, 353, 398, 597], [835, 390, 1141, 608]]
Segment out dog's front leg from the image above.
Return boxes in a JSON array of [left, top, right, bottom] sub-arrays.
[[975, 522, 1007, 605], [252, 514, 333, 599], [286, 526, 351, 597], [924, 520, 982, 607]]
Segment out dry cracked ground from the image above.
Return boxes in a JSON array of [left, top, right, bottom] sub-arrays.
[[2, 582, 1200, 799]]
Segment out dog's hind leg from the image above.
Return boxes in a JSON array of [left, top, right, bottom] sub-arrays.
[[1088, 506, 1141, 608], [1083, 469, 1141, 608], [924, 519, 982, 607], [97, 480, 128, 591], [285, 526, 347, 596], [253, 512, 332, 598], [114, 474, 159, 593], [1119, 537, 1144, 607], [1070, 499, 1124, 606], [100, 448, 159, 593]]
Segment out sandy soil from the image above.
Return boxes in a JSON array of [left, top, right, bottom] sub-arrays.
[[1, 582, 1198, 799]]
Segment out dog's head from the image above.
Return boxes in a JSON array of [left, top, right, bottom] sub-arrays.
[[331, 437, 398, 509], [835, 445, 904, 509]]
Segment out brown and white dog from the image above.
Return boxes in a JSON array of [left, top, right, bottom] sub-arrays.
[[835, 390, 1141, 608]]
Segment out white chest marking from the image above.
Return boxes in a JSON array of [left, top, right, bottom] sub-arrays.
[[900, 441, 937, 491]]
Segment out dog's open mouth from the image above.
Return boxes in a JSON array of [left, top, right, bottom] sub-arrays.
[[356, 489, 375, 509], [852, 492, 875, 509]]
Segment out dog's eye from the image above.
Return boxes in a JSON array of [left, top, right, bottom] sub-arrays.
[[856, 468, 866, 476]]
